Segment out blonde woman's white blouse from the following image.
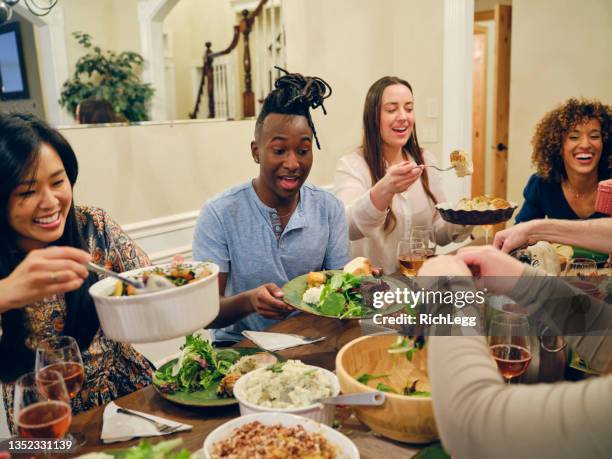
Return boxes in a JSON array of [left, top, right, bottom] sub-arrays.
[[333, 150, 470, 273]]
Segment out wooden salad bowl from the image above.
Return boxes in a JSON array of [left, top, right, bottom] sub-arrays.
[[335, 335, 438, 443]]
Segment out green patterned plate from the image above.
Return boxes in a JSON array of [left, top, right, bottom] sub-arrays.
[[282, 270, 413, 319], [152, 348, 274, 407]]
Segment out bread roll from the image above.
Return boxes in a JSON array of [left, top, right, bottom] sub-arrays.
[[307, 271, 327, 288], [343, 257, 373, 276]]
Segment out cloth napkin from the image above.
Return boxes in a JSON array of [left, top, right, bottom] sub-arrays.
[[242, 330, 324, 352], [101, 402, 192, 444]]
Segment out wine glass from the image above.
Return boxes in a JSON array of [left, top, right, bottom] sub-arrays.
[[14, 370, 72, 439], [563, 258, 598, 278], [35, 336, 86, 446], [488, 313, 532, 383], [397, 238, 427, 277], [409, 226, 436, 259]]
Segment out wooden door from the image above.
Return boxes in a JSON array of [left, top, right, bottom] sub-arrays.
[[472, 25, 488, 197], [492, 4, 512, 200]]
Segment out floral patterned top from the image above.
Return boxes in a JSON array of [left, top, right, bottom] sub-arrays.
[[2, 206, 154, 433]]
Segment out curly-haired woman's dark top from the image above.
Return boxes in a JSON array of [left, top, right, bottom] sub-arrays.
[[515, 174, 608, 222]]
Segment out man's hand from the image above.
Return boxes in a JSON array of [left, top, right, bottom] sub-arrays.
[[494, 221, 535, 253], [249, 283, 293, 320]]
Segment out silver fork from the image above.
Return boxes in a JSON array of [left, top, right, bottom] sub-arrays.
[[117, 407, 181, 434], [419, 164, 455, 172]]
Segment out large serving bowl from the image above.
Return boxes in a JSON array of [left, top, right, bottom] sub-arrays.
[[336, 335, 438, 443], [203, 412, 359, 459], [232, 364, 340, 425], [89, 261, 219, 343]]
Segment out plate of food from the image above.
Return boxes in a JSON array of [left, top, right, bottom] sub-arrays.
[[436, 195, 517, 225], [152, 334, 278, 407], [282, 257, 412, 319]]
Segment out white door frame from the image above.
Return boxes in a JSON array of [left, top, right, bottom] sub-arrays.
[[441, 0, 474, 202], [14, 2, 69, 125], [138, 0, 180, 121]]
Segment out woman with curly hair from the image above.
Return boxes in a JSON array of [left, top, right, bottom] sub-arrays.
[[515, 98, 612, 222]]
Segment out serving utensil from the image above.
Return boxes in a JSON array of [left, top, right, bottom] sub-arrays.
[[116, 407, 182, 434], [316, 391, 385, 406], [86, 262, 176, 293]]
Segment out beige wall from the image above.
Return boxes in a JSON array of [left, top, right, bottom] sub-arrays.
[[284, 0, 444, 184], [62, 0, 141, 75], [163, 0, 236, 119], [475, 0, 512, 12], [507, 0, 612, 205], [62, 120, 258, 225]]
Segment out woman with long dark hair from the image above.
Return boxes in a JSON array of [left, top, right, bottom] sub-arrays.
[[333, 76, 471, 273], [0, 113, 152, 432]]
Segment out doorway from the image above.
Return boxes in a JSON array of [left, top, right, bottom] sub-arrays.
[[472, 4, 512, 202]]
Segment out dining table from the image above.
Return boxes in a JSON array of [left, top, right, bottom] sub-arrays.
[[65, 314, 426, 458]]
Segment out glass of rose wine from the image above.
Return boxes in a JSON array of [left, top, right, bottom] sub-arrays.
[[488, 314, 532, 383], [35, 336, 86, 446], [397, 238, 427, 277], [14, 370, 72, 439]]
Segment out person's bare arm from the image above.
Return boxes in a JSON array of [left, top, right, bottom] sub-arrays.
[[207, 273, 292, 329], [495, 218, 612, 253]]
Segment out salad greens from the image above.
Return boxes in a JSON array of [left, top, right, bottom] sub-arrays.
[[356, 373, 390, 384], [316, 273, 364, 318], [154, 334, 241, 393], [78, 439, 193, 459]]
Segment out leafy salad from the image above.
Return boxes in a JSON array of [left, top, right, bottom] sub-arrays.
[[154, 334, 241, 393], [77, 439, 194, 459], [302, 272, 390, 318]]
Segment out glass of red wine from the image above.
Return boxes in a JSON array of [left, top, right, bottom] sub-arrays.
[[35, 336, 86, 446], [488, 313, 532, 383], [14, 370, 72, 440]]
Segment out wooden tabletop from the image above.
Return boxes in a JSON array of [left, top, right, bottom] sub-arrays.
[[68, 315, 424, 458]]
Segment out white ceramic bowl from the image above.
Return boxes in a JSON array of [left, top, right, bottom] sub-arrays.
[[89, 261, 219, 343], [203, 412, 359, 459], [232, 364, 340, 425]]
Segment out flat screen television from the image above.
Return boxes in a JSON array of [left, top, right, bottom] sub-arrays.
[[0, 21, 29, 100]]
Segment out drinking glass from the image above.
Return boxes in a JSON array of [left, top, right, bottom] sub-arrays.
[[488, 313, 532, 383], [14, 370, 72, 439], [35, 336, 86, 446], [397, 238, 427, 277], [563, 258, 598, 278], [409, 226, 436, 259]]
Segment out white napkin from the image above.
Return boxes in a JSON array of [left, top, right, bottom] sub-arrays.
[[101, 402, 192, 444], [242, 330, 324, 352]]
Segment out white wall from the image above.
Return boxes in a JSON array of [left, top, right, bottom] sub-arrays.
[[507, 0, 612, 205]]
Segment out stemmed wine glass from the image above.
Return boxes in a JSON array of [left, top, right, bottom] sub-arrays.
[[397, 238, 427, 277], [35, 336, 86, 446], [488, 313, 532, 383], [563, 258, 598, 278], [409, 226, 437, 259], [14, 370, 72, 440]]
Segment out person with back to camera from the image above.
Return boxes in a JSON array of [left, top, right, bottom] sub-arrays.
[[192, 69, 350, 343], [0, 113, 153, 433], [333, 76, 472, 274], [515, 98, 612, 223], [75, 97, 119, 124]]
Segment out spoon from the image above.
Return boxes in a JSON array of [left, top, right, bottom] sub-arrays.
[[315, 391, 386, 406], [86, 262, 176, 293]]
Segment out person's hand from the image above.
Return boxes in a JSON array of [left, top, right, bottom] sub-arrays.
[[456, 246, 524, 294], [0, 246, 90, 312], [493, 221, 535, 253], [249, 283, 293, 320], [378, 161, 423, 195], [418, 255, 472, 277]]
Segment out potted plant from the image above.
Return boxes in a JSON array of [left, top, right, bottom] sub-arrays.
[[59, 32, 155, 122]]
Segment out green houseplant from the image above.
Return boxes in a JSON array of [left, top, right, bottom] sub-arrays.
[[59, 32, 155, 122]]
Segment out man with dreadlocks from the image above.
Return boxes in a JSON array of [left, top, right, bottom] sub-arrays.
[[193, 69, 350, 343]]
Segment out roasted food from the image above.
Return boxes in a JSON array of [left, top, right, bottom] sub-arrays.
[[211, 421, 337, 459], [450, 150, 474, 177], [343, 256, 373, 276], [456, 195, 511, 211]]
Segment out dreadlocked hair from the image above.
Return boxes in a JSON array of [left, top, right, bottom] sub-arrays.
[[255, 67, 332, 149]]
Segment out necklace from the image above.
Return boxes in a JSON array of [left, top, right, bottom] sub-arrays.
[[564, 181, 597, 199]]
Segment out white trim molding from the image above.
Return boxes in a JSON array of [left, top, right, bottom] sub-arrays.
[[123, 210, 199, 264], [442, 0, 474, 202]]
